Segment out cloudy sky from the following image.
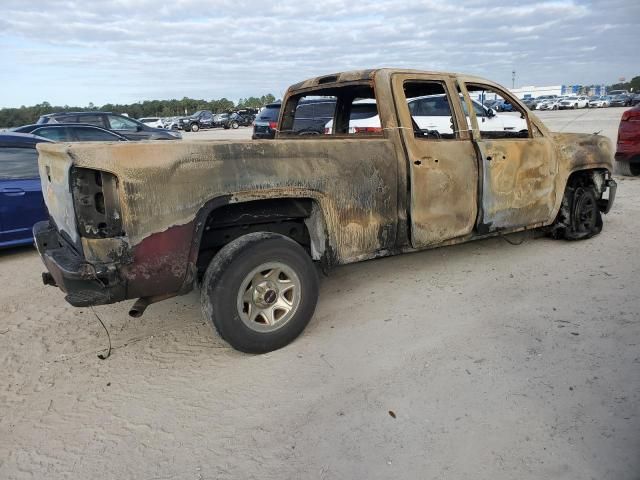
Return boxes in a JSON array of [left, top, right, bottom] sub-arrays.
[[0, 0, 638, 107]]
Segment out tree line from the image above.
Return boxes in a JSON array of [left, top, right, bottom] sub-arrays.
[[0, 94, 277, 128], [607, 76, 640, 93]]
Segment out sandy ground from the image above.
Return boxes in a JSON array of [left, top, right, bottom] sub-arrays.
[[1, 108, 638, 479]]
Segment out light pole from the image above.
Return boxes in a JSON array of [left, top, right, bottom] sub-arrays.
[[512, 70, 516, 89]]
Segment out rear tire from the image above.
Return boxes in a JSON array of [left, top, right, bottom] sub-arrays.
[[618, 161, 640, 177], [200, 232, 319, 353]]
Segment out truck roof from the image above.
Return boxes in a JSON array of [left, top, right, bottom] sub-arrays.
[[287, 68, 497, 93]]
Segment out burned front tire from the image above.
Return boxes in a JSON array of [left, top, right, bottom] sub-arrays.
[[200, 232, 319, 353], [552, 179, 602, 240]]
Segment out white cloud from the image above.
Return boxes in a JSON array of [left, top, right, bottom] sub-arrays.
[[0, 0, 638, 106]]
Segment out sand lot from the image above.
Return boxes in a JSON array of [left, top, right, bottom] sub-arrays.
[[1, 108, 638, 479]]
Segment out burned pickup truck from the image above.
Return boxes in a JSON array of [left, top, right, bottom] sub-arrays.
[[34, 69, 616, 353]]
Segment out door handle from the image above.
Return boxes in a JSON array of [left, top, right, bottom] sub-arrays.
[[1, 188, 26, 196]]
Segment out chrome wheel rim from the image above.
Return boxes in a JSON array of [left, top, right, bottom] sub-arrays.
[[237, 262, 301, 333]]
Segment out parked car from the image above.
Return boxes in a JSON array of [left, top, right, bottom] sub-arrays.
[[326, 95, 527, 137], [11, 124, 129, 142], [178, 110, 215, 132], [252, 102, 281, 139], [558, 96, 589, 109], [34, 68, 616, 353], [588, 96, 611, 108], [37, 112, 181, 140], [292, 98, 337, 135], [163, 117, 180, 130], [521, 97, 538, 109], [609, 94, 633, 107], [212, 113, 230, 127], [0, 133, 53, 248], [529, 95, 558, 110], [490, 99, 515, 112], [222, 112, 255, 129], [632, 94, 640, 106], [608, 89, 630, 97], [138, 117, 165, 129], [537, 97, 563, 110], [615, 104, 640, 176]]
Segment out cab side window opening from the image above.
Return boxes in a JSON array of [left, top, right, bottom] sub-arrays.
[[464, 84, 530, 139], [280, 84, 381, 137], [403, 82, 459, 140]]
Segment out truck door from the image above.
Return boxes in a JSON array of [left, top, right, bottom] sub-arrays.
[[391, 73, 478, 248], [460, 81, 557, 232]]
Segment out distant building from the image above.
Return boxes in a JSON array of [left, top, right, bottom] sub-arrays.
[[510, 85, 563, 99], [510, 84, 607, 99]]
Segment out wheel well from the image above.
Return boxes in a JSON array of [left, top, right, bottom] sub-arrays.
[[195, 198, 326, 277], [565, 168, 610, 211], [566, 168, 607, 189]]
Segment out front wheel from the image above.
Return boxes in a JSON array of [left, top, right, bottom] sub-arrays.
[[191, 123, 200, 132], [200, 232, 319, 353], [552, 181, 602, 240], [231, 121, 239, 129]]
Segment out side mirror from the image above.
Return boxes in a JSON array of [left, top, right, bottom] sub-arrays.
[[486, 108, 495, 118], [137, 124, 144, 131]]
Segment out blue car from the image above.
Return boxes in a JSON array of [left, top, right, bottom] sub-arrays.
[[0, 132, 52, 248]]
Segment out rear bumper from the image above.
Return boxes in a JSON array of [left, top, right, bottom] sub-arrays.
[[34, 220, 126, 307]]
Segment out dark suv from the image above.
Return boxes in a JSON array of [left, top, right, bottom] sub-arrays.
[[37, 112, 181, 140], [252, 103, 281, 139], [178, 110, 215, 132], [222, 112, 255, 129]]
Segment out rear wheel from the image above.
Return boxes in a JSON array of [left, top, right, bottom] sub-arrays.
[[200, 232, 319, 353], [191, 123, 200, 132], [618, 161, 640, 177]]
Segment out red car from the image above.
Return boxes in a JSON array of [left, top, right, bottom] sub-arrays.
[[616, 105, 640, 176]]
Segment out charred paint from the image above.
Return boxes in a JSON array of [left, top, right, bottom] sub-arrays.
[[122, 222, 194, 298], [35, 68, 615, 308]]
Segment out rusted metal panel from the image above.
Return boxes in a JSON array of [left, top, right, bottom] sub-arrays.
[[389, 72, 479, 247], [475, 138, 558, 230], [35, 68, 615, 307], [548, 132, 614, 218], [37, 138, 399, 270]]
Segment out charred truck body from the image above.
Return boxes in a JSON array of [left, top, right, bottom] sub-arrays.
[[35, 69, 616, 353]]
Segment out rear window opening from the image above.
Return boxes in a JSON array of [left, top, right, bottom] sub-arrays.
[[280, 84, 381, 137]]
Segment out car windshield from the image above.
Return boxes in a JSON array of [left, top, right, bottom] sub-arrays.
[[192, 110, 204, 117]]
